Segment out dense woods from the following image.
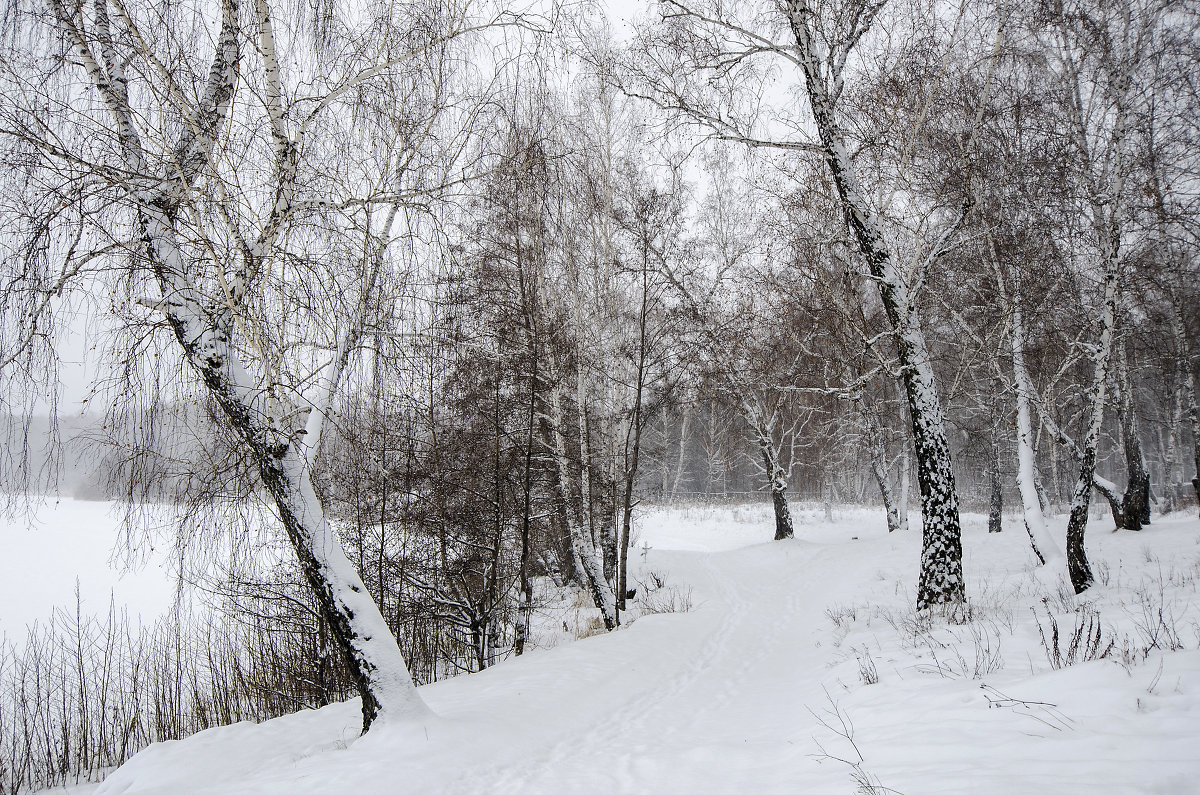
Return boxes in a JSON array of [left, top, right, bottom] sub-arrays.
[[1, 0, 1198, 789]]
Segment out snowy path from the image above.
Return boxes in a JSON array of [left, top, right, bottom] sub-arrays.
[[446, 542, 851, 793], [91, 506, 1200, 795]]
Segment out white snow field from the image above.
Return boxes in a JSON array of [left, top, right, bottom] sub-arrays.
[[49, 503, 1200, 794], [0, 498, 181, 637]]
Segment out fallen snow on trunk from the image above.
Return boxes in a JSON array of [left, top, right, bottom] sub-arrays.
[[91, 503, 1200, 794]]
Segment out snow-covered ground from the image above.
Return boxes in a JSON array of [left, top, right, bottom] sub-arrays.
[[29, 502, 1200, 794]]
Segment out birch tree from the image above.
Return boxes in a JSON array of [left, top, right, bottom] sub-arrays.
[[618, 0, 1019, 607], [1036, 0, 1168, 592], [0, 0, 506, 729]]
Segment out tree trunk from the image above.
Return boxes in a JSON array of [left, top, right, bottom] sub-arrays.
[[823, 477, 834, 522], [549, 385, 616, 629], [618, 266, 651, 617], [139, 145, 425, 734], [1040, 405, 1129, 529], [1064, 256, 1120, 594], [158, 273, 428, 729], [1188, 369, 1200, 517], [671, 406, 691, 500], [988, 438, 1003, 534], [864, 406, 902, 532], [785, 2, 964, 608], [1120, 414, 1151, 531], [1163, 361, 1185, 512], [751, 413, 794, 540], [1117, 343, 1151, 530], [64, 0, 428, 732], [514, 345, 537, 656], [1010, 274, 1063, 566]]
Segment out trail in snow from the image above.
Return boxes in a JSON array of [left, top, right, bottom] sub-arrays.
[[86, 504, 1200, 795]]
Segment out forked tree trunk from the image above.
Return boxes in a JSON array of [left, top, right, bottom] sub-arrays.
[[58, 0, 426, 733], [750, 411, 794, 540], [549, 385, 616, 629], [785, 1, 963, 608], [1057, 0, 1139, 593]]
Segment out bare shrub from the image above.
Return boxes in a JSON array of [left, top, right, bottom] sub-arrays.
[[825, 604, 859, 629], [0, 587, 353, 794], [1034, 601, 1114, 670], [634, 572, 694, 615], [809, 691, 903, 795], [872, 598, 1005, 680], [854, 648, 880, 685], [1130, 582, 1187, 653], [912, 623, 1004, 680]]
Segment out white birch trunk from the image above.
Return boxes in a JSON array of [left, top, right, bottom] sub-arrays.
[[1064, 258, 1119, 592], [863, 406, 903, 533], [550, 385, 616, 629], [784, 0, 964, 608], [53, 0, 428, 730], [743, 398, 794, 540], [1012, 281, 1065, 569], [671, 407, 691, 499]]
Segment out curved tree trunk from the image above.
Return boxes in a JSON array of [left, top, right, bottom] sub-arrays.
[[57, 0, 426, 733], [144, 209, 428, 730], [1010, 276, 1063, 566]]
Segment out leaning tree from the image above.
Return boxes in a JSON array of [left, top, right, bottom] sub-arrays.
[[0, 0, 514, 730]]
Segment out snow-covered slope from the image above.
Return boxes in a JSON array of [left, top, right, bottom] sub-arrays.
[[89, 504, 1200, 794]]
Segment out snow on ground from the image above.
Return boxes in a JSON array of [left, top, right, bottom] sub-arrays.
[[78, 502, 1200, 794], [0, 498, 181, 637]]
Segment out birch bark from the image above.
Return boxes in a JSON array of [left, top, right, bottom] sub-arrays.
[[783, 0, 964, 608], [49, 0, 428, 730], [1011, 276, 1064, 567]]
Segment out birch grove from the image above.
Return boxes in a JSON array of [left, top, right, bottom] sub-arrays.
[[0, 0, 1198, 785]]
